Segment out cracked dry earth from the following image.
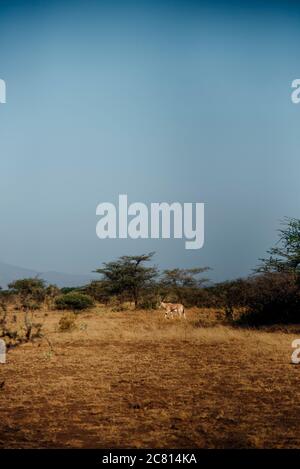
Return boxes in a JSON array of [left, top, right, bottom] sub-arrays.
[[0, 307, 300, 448]]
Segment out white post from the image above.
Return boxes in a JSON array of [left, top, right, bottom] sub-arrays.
[[0, 339, 6, 364]]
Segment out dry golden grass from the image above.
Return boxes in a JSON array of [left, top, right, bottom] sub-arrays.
[[0, 306, 300, 448]]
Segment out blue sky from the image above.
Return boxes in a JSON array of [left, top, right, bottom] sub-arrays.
[[0, 0, 300, 281]]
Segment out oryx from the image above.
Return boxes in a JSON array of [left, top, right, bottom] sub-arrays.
[[160, 301, 186, 320]]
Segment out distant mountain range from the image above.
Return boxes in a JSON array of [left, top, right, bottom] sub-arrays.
[[0, 261, 98, 288]]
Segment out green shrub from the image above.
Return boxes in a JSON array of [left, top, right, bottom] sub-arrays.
[[55, 292, 94, 311], [238, 273, 300, 325], [138, 293, 159, 310]]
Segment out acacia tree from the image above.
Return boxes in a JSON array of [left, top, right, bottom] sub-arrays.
[[210, 278, 251, 321], [94, 253, 158, 308], [256, 217, 300, 275], [160, 267, 210, 304], [84, 280, 111, 304]]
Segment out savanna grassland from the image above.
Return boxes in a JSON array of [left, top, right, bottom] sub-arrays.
[[1, 306, 300, 449]]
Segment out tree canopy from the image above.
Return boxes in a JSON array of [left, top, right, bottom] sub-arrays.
[[94, 252, 158, 307], [256, 217, 300, 274]]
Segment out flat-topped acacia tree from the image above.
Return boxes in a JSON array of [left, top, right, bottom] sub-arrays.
[[94, 252, 158, 308]]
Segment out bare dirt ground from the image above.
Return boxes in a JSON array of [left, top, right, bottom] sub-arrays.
[[0, 306, 300, 448]]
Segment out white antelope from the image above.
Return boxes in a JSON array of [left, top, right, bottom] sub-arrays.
[[160, 301, 186, 320]]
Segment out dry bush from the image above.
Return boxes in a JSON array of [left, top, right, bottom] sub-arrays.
[[109, 296, 126, 312], [58, 313, 77, 332]]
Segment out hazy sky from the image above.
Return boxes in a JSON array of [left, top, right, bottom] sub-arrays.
[[0, 0, 300, 281]]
